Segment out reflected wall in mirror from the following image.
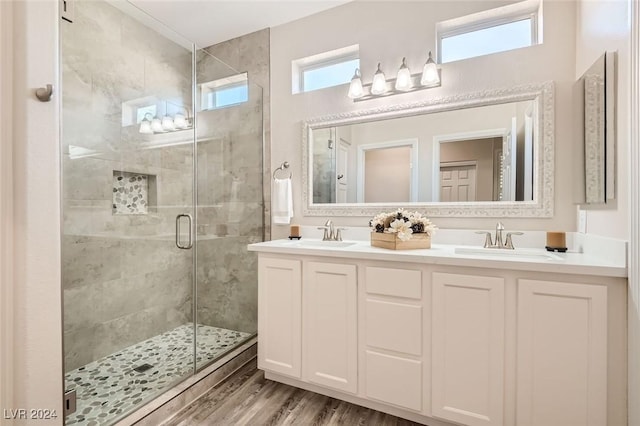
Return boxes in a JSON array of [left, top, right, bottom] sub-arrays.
[[302, 82, 554, 217], [310, 101, 535, 204], [582, 51, 616, 204]]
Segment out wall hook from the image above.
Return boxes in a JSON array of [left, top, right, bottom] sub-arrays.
[[35, 84, 54, 102]]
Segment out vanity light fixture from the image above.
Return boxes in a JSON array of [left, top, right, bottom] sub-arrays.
[[348, 52, 441, 102], [370, 63, 387, 95], [395, 57, 413, 91], [348, 68, 364, 99], [150, 117, 164, 133], [139, 113, 153, 134], [161, 115, 176, 131], [421, 51, 440, 86], [139, 109, 192, 135], [173, 112, 188, 129]]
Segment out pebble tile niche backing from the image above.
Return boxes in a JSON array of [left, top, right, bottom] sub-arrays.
[[112, 171, 151, 215]]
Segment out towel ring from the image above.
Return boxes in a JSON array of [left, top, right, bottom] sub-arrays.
[[273, 161, 292, 180]]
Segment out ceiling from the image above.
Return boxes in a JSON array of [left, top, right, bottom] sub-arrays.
[[129, 0, 352, 48]]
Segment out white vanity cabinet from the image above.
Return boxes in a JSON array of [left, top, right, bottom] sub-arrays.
[[516, 279, 608, 426], [431, 272, 505, 426], [302, 261, 358, 393], [258, 258, 359, 392], [253, 247, 626, 426], [361, 266, 426, 413], [257, 257, 302, 378]]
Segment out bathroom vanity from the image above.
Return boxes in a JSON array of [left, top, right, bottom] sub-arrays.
[[248, 237, 627, 426]]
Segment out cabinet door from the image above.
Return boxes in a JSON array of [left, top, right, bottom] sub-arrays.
[[432, 272, 505, 426], [258, 257, 301, 378], [517, 279, 607, 426], [303, 261, 357, 393]]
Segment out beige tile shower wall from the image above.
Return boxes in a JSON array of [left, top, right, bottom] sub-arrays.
[[270, 0, 578, 238], [193, 30, 268, 334], [62, 0, 194, 371]]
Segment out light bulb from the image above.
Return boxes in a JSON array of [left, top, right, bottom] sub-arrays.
[[174, 113, 188, 129], [395, 57, 413, 91], [139, 113, 153, 134], [347, 68, 364, 99], [151, 117, 164, 133], [370, 63, 387, 95], [421, 51, 440, 86], [139, 120, 152, 134], [161, 115, 175, 131]]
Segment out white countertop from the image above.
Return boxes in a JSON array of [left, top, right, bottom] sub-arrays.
[[248, 238, 627, 278]]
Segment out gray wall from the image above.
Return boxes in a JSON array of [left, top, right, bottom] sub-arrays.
[[62, 0, 194, 371], [204, 28, 271, 240], [194, 30, 268, 334]]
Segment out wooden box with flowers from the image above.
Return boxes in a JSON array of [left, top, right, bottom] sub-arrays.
[[369, 209, 436, 250]]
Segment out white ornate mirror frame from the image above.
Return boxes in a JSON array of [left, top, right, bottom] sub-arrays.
[[301, 81, 555, 217]]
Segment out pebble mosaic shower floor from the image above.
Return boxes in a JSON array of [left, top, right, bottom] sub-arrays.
[[64, 324, 251, 425]]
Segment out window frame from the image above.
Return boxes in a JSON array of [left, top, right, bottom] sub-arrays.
[[207, 81, 249, 110], [291, 44, 360, 94], [436, 0, 541, 64], [299, 53, 360, 94], [200, 72, 249, 111]]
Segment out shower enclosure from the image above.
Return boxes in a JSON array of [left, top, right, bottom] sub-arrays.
[[61, 1, 263, 424]]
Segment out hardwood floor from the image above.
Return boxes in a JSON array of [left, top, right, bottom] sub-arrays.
[[164, 359, 422, 426]]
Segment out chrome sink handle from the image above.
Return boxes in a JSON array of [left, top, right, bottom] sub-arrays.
[[504, 231, 524, 250], [334, 227, 347, 242], [475, 231, 493, 248]]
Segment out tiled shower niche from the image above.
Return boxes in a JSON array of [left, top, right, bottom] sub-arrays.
[[112, 171, 157, 215]]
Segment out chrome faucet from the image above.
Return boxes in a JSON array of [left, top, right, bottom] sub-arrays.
[[317, 220, 346, 241], [494, 222, 505, 248], [475, 222, 523, 249]]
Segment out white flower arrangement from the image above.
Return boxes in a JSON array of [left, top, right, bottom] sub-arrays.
[[369, 209, 437, 242]]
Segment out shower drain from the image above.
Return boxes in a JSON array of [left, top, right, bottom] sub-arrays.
[[133, 363, 154, 373]]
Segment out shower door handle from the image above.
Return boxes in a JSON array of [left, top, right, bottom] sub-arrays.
[[175, 214, 193, 249]]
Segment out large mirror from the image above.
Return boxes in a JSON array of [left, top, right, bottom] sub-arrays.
[[582, 51, 616, 204], [302, 82, 554, 217]]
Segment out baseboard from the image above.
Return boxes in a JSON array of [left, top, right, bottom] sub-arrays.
[[264, 371, 457, 426]]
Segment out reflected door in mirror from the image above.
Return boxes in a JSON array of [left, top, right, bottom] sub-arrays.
[[440, 164, 477, 202]]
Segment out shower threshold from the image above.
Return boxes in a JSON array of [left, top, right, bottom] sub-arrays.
[[64, 323, 251, 425]]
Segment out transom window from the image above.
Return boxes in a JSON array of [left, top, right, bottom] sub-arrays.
[[200, 72, 249, 111], [292, 45, 360, 94], [437, 0, 541, 64]]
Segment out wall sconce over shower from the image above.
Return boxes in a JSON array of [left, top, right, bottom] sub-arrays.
[[348, 51, 441, 102]]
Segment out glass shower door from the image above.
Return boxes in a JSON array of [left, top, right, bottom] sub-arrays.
[[194, 49, 262, 370], [61, 1, 197, 424]]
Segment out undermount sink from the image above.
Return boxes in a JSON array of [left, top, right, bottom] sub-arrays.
[[287, 240, 358, 249], [454, 247, 562, 261]]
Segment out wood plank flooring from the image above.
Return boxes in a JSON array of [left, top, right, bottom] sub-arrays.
[[164, 359, 422, 426]]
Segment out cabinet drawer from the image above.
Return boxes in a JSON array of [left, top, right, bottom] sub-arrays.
[[365, 350, 422, 412], [365, 266, 421, 299], [366, 299, 422, 356]]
